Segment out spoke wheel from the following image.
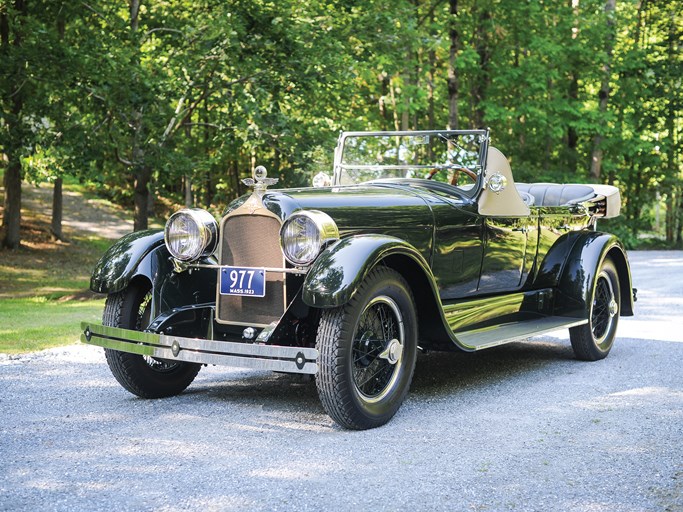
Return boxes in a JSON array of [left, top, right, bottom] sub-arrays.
[[316, 267, 417, 430], [570, 257, 620, 361], [132, 289, 181, 373], [103, 281, 201, 398], [352, 296, 405, 402]]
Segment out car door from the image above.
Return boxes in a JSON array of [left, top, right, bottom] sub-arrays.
[[429, 197, 485, 300], [477, 214, 538, 293]]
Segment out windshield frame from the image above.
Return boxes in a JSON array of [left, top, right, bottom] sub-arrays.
[[332, 129, 490, 197]]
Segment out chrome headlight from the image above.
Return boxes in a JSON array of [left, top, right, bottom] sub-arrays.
[[164, 208, 218, 262], [280, 211, 339, 266]]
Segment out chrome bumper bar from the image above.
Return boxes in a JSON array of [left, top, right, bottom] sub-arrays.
[[80, 322, 318, 375]]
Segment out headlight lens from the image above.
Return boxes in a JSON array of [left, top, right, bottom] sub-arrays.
[[164, 208, 218, 262], [280, 211, 339, 266]]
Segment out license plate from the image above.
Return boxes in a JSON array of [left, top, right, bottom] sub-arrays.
[[220, 266, 266, 297]]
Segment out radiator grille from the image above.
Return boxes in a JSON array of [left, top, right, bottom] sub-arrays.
[[216, 214, 286, 326]]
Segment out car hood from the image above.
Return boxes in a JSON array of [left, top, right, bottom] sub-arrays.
[[225, 183, 437, 256]]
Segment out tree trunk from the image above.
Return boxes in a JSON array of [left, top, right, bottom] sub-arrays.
[[128, 0, 149, 231], [50, 15, 66, 242], [2, 159, 22, 249], [567, 0, 580, 175], [447, 0, 459, 130], [1, 0, 26, 250], [184, 175, 193, 207], [427, 47, 436, 130], [567, 73, 579, 174], [664, 6, 680, 244], [589, 0, 616, 181], [473, 8, 491, 128], [379, 73, 390, 129], [50, 177, 64, 241], [133, 167, 151, 231]]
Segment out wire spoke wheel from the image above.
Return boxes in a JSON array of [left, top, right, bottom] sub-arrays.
[[103, 282, 200, 398], [352, 296, 404, 402], [316, 267, 417, 429], [570, 257, 621, 361], [134, 291, 181, 373], [591, 271, 618, 344]]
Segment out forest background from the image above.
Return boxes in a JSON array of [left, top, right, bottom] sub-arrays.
[[1, 0, 682, 251]]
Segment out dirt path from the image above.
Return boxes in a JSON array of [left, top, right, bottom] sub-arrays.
[[20, 181, 134, 241], [0, 181, 144, 299]]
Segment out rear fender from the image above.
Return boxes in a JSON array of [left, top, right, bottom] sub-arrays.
[[554, 232, 634, 318]]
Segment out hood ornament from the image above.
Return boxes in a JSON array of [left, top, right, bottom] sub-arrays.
[[242, 165, 278, 193]]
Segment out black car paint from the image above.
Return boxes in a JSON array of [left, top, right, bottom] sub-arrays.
[[89, 180, 633, 353]]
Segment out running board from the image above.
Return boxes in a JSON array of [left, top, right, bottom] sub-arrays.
[[455, 316, 587, 351]]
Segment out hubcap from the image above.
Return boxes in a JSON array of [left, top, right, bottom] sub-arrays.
[[352, 296, 405, 403], [609, 298, 618, 318], [379, 339, 403, 365]]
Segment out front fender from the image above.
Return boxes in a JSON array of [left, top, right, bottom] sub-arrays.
[[302, 235, 434, 308], [90, 229, 217, 322], [90, 230, 165, 294], [554, 231, 634, 318]]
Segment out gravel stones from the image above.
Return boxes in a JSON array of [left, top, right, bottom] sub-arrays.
[[1, 251, 681, 511]]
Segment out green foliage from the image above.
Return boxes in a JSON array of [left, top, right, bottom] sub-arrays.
[[1, 0, 681, 242]]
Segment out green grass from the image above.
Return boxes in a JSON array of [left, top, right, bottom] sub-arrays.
[[0, 297, 105, 353], [0, 171, 171, 354], [0, 230, 112, 353], [0, 181, 118, 353]]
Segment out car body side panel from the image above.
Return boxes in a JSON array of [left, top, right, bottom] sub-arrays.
[[428, 201, 484, 299], [478, 216, 534, 293]]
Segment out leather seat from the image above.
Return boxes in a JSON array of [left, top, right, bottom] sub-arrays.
[[515, 183, 595, 207]]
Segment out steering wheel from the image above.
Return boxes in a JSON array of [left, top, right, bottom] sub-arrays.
[[426, 166, 478, 184]]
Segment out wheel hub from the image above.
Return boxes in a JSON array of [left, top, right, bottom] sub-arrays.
[[379, 338, 403, 365], [608, 298, 618, 317]]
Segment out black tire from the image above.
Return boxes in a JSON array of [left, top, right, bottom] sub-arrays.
[[103, 282, 201, 398], [315, 267, 418, 430], [570, 257, 621, 361]]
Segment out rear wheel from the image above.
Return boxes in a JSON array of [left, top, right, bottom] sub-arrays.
[[103, 282, 201, 398], [569, 257, 620, 361], [315, 267, 417, 429]]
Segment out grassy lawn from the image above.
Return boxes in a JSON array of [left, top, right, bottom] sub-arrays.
[[0, 177, 123, 354], [0, 230, 112, 353], [0, 297, 105, 353]]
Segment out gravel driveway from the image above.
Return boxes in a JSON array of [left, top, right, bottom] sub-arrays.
[[1, 251, 682, 511]]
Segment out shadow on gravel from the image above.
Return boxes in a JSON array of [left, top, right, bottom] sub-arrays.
[[189, 371, 322, 413], [410, 338, 576, 398], [179, 338, 577, 418]]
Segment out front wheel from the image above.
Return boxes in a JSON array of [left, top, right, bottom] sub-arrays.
[[103, 282, 201, 398], [569, 257, 621, 361], [315, 267, 418, 430]]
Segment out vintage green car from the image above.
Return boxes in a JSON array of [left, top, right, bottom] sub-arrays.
[[81, 129, 634, 429]]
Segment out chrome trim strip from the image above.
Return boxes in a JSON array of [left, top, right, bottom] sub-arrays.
[[81, 322, 318, 375], [190, 263, 307, 275]]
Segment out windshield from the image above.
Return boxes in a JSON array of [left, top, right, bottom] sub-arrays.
[[334, 130, 489, 191]]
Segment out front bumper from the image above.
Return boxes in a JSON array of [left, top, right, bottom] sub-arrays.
[[80, 322, 318, 375]]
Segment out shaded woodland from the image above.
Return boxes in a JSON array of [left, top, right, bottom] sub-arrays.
[[1, 0, 681, 249]]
